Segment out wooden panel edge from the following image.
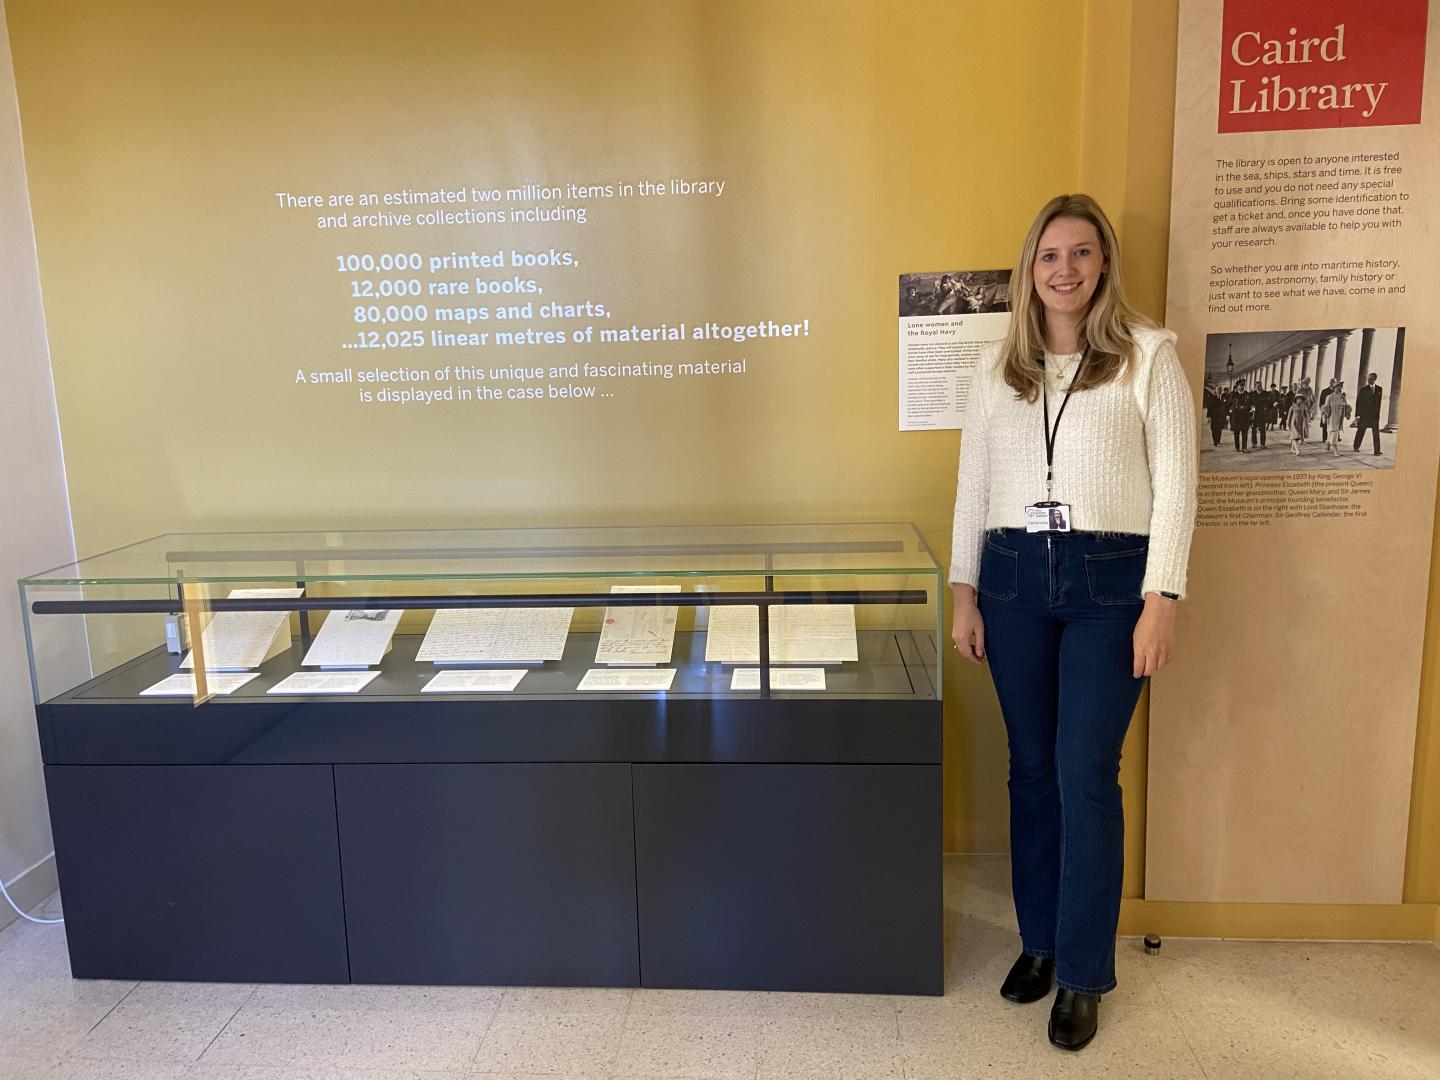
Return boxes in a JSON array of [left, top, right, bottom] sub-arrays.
[[1121, 897, 1440, 942]]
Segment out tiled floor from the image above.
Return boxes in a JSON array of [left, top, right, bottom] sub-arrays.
[[2, 855, 1437, 1079]]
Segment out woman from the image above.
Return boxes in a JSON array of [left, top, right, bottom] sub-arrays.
[[949, 194, 1197, 1052], [1289, 376, 1315, 456], [1325, 384, 1351, 456]]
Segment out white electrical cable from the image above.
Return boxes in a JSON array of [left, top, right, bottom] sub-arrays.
[[0, 870, 63, 925]]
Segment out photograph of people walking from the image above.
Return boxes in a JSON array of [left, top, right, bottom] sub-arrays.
[[1200, 328, 1404, 473]]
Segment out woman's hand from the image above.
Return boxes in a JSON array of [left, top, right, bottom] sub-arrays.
[[951, 584, 986, 664], [1133, 593, 1177, 677]]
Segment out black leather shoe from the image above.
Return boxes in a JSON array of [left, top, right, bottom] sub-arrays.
[[1048, 989, 1099, 1051], [999, 953, 1054, 1003]]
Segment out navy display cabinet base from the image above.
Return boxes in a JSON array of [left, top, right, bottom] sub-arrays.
[[39, 639, 943, 994], [635, 764, 943, 995], [44, 764, 349, 983], [336, 763, 641, 987]]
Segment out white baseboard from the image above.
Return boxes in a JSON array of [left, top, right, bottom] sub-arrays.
[[0, 852, 59, 931]]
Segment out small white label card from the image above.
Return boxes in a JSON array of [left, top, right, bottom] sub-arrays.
[[594, 584, 680, 666], [730, 667, 827, 691], [266, 670, 380, 695], [421, 669, 528, 694], [181, 587, 304, 671], [140, 672, 260, 697], [576, 667, 678, 692], [416, 607, 573, 664], [302, 608, 404, 669]]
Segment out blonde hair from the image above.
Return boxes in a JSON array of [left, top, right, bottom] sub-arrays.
[[999, 194, 1154, 402]]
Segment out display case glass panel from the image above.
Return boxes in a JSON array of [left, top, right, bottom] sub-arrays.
[[20, 524, 942, 706]]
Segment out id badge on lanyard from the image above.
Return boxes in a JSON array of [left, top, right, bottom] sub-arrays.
[[1024, 350, 1088, 533], [1025, 502, 1071, 533]]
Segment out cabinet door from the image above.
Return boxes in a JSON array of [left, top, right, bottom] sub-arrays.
[[634, 763, 942, 994], [336, 763, 639, 986], [46, 764, 348, 982]]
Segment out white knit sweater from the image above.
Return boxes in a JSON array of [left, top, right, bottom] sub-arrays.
[[949, 325, 1198, 598]]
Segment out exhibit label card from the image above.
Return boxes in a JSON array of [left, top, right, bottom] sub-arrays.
[[576, 667, 677, 692], [704, 604, 859, 663], [594, 584, 680, 666], [416, 606, 573, 663], [301, 608, 403, 668], [898, 270, 1011, 430], [421, 669, 528, 693], [181, 587, 303, 671], [140, 672, 260, 697], [267, 670, 380, 695], [730, 667, 826, 691]]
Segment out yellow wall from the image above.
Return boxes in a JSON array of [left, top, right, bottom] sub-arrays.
[[8, 0, 1089, 858], [1404, 485, 1440, 912], [8, 0, 1439, 939]]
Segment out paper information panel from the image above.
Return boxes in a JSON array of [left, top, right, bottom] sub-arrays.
[[302, 608, 404, 668], [421, 669, 528, 693], [140, 672, 260, 697], [897, 270, 1010, 430], [181, 588, 303, 672], [576, 667, 677, 692], [415, 607, 573, 664], [267, 671, 380, 695], [730, 667, 826, 691], [704, 604, 859, 664], [594, 584, 680, 665], [1147, 0, 1438, 904]]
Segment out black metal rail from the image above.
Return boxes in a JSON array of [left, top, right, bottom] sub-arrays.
[[32, 589, 929, 616]]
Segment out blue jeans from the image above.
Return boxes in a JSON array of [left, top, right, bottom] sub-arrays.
[[976, 527, 1149, 995]]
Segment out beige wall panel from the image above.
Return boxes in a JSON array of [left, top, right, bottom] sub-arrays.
[[1148, 0, 1440, 903]]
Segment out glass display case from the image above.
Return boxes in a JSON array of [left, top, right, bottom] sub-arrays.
[[22, 523, 942, 706], [19, 524, 943, 995]]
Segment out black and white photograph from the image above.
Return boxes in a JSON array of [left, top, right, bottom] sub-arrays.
[[1199, 327, 1405, 473], [898, 269, 1010, 317]]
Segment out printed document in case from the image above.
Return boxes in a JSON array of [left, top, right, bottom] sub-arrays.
[[267, 670, 380, 695], [594, 584, 680, 666], [704, 604, 858, 664], [301, 608, 403, 669], [416, 606, 573, 664], [181, 587, 304, 672], [140, 672, 260, 697], [576, 667, 677, 692]]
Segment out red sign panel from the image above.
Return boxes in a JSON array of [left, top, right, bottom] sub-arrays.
[[1218, 0, 1428, 133]]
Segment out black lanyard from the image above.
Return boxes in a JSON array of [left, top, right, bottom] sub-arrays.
[[1040, 348, 1090, 501]]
